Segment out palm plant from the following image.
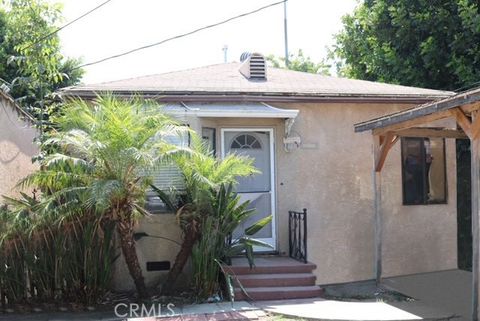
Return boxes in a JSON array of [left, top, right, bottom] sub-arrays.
[[191, 183, 272, 300], [20, 95, 190, 298], [155, 135, 259, 294]]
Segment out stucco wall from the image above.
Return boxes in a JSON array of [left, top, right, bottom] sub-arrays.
[[380, 118, 457, 278], [0, 99, 38, 199], [276, 103, 457, 283], [200, 102, 457, 285], [111, 213, 185, 291]]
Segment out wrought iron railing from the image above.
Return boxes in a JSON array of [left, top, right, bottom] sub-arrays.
[[289, 208, 307, 263]]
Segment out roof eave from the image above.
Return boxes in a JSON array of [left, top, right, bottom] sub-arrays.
[[0, 90, 36, 123], [59, 89, 451, 104], [353, 89, 480, 133]]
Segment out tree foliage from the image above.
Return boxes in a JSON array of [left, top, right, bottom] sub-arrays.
[[0, 0, 83, 125], [267, 49, 331, 75], [333, 0, 480, 91], [21, 96, 190, 298]]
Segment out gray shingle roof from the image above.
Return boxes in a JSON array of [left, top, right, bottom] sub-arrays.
[[62, 63, 454, 101]]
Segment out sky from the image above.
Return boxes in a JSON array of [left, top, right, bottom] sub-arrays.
[[56, 0, 358, 84]]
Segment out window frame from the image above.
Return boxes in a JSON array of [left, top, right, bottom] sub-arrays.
[[400, 136, 448, 206], [201, 127, 216, 156]]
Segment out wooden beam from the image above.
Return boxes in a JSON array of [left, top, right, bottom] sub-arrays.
[[393, 127, 468, 139], [372, 109, 453, 136], [375, 132, 398, 172], [458, 101, 480, 114], [450, 107, 472, 138], [372, 136, 383, 285], [472, 113, 480, 140], [472, 112, 480, 321]]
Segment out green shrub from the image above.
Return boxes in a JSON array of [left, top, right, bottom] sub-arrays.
[[0, 194, 115, 306]]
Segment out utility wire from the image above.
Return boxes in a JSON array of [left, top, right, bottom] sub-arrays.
[[21, 0, 114, 51], [74, 0, 286, 70]]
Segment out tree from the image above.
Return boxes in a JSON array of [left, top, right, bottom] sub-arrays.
[[0, 0, 83, 126], [267, 49, 331, 75], [22, 96, 189, 298], [333, 0, 480, 91]]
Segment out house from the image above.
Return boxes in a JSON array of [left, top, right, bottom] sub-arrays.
[[61, 53, 457, 295], [0, 91, 38, 199]]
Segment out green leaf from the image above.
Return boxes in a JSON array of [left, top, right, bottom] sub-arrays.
[[240, 237, 274, 250], [150, 184, 177, 212], [225, 274, 235, 304], [224, 243, 247, 257], [244, 215, 272, 236], [245, 244, 254, 268]]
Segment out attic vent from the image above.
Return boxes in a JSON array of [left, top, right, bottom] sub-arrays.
[[239, 52, 267, 81]]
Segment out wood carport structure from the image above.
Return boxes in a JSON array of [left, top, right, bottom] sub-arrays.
[[354, 87, 480, 320]]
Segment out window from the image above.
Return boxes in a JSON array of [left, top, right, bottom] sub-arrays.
[[202, 127, 216, 155], [401, 137, 447, 205], [145, 129, 189, 213], [230, 133, 262, 149]]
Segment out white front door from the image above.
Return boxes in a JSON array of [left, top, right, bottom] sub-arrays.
[[221, 128, 276, 250]]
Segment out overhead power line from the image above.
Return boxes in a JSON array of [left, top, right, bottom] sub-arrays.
[[74, 0, 286, 70], [21, 0, 114, 51]]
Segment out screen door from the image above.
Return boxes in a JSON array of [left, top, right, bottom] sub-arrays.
[[222, 128, 275, 250]]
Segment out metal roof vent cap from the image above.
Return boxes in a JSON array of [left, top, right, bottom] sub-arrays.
[[240, 52, 251, 62], [239, 52, 267, 81]]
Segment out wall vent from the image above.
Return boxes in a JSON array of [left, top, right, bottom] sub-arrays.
[[239, 52, 267, 81]]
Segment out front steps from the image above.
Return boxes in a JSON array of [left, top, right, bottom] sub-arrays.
[[225, 256, 323, 301]]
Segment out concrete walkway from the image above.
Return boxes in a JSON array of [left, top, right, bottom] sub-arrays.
[[254, 270, 471, 320], [384, 269, 471, 321], [0, 301, 265, 321], [154, 302, 266, 321], [4, 269, 470, 321], [0, 297, 457, 321], [255, 298, 456, 321]]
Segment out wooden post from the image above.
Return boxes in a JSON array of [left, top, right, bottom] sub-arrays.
[[472, 112, 480, 321], [373, 135, 383, 285]]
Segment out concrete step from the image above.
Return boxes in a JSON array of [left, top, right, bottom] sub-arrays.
[[235, 273, 316, 288], [234, 285, 324, 301], [226, 257, 316, 275]]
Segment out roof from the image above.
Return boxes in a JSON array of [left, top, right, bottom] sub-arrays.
[[354, 86, 480, 133], [0, 90, 36, 123], [61, 63, 454, 103]]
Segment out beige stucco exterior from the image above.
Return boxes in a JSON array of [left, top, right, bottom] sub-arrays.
[[0, 97, 38, 199], [112, 213, 185, 291], [200, 102, 458, 284], [115, 101, 458, 289]]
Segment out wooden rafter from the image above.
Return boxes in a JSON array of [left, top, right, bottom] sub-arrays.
[[393, 127, 468, 139], [372, 110, 453, 136], [375, 132, 398, 172], [450, 107, 472, 138]]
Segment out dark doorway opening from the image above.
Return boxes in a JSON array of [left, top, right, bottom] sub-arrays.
[[457, 139, 472, 271]]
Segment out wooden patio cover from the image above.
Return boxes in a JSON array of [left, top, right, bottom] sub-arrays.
[[354, 87, 480, 321]]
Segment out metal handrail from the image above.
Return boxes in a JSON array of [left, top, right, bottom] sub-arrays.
[[289, 208, 307, 263]]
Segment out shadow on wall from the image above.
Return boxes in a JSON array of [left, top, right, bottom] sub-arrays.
[[111, 213, 188, 292]]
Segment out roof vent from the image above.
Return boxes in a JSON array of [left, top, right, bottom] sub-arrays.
[[239, 52, 267, 81]]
